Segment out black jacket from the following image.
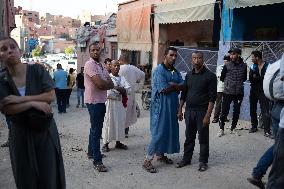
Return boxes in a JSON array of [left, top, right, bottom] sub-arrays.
[[221, 59, 247, 95], [249, 62, 268, 93]]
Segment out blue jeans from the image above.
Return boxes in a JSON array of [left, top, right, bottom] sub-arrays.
[[77, 88, 85, 105], [87, 103, 106, 165], [252, 101, 283, 180]]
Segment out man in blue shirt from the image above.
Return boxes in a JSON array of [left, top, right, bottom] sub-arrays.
[[53, 63, 68, 113]]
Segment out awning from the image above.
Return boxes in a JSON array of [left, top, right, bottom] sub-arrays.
[[229, 0, 284, 9], [117, 5, 152, 52], [155, 0, 216, 24]]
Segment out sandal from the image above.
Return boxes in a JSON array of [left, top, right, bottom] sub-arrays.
[[157, 156, 173, 164], [143, 160, 157, 173], [198, 163, 208, 172], [94, 163, 108, 172], [115, 142, 128, 150]]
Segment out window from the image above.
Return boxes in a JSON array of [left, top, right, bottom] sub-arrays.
[[111, 43, 117, 60]]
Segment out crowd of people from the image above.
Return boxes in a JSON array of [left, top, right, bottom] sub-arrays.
[[142, 46, 284, 189], [0, 36, 283, 189]]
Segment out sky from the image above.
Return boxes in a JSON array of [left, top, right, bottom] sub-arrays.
[[14, 0, 126, 18]]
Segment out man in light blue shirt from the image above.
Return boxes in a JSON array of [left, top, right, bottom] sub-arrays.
[[53, 63, 68, 113]]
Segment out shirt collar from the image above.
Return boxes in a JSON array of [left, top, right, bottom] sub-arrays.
[[192, 66, 206, 74], [89, 58, 101, 65], [161, 63, 176, 72]]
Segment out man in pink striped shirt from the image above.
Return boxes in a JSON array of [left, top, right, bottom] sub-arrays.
[[84, 43, 114, 172]]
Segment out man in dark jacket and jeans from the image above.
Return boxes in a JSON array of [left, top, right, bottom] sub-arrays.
[[249, 50, 271, 137], [218, 48, 247, 137]]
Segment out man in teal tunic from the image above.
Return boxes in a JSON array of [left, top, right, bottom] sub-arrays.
[[143, 47, 184, 173]]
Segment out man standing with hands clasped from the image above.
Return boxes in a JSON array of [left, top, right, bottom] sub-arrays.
[[176, 51, 217, 172]]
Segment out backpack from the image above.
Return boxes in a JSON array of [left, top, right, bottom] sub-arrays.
[[263, 55, 284, 101]]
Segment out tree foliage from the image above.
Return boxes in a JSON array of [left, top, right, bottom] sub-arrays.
[[32, 45, 43, 57], [65, 46, 74, 55]]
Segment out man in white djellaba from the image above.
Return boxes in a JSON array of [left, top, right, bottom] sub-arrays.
[[119, 53, 145, 138], [102, 60, 131, 152]]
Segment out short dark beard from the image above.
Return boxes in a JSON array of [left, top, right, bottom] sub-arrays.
[[93, 58, 100, 62]]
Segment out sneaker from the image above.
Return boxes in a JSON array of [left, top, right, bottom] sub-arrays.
[[217, 129, 225, 137], [249, 128, 258, 133], [176, 160, 191, 168], [198, 163, 208, 172], [93, 162, 108, 172], [76, 104, 80, 108], [212, 119, 219, 123], [230, 129, 241, 136], [115, 142, 128, 150], [264, 132, 272, 138], [226, 125, 231, 129], [247, 177, 265, 189], [0, 140, 9, 147]]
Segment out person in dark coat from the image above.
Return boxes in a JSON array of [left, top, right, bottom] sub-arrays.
[[0, 37, 65, 189], [218, 48, 247, 137], [248, 50, 271, 137]]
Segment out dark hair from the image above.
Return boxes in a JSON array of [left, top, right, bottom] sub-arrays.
[[192, 50, 203, 57], [119, 52, 129, 62], [56, 63, 62, 68], [104, 58, 112, 64], [0, 36, 19, 48], [251, 50, 262, 59], [88, 42, 100, 52], [69, 68, 74, 74], [223, 55, 230, 61], [164, 47, 177, 55]]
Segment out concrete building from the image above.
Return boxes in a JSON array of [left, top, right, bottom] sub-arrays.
[[0, 0, 16, 38], [75, 13, 116, 70], [72, 19, 81, 28], [79, 10, 92, 26], [20, 10, 40, 24], [10, 15, 29, 50]]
